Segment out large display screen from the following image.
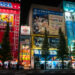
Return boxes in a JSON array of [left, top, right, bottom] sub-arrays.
[[32, 8, 64, 35]]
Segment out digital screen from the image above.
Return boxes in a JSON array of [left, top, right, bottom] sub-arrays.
[[32, 8, 63, 35]]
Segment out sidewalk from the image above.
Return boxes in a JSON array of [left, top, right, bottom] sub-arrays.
[[0, 69, 75, 75]]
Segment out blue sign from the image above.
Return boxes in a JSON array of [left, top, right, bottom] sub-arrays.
[[0, 2, 12, 8], [63, 1, 75, 12]]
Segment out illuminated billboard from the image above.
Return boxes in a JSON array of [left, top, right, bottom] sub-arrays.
[[49, 15, 65, 35], [20, 36, 30, 50], [63, 1, 75, 46], [32, 8, 63, 35], [49, 38, 59, 48], [34, 49, 57, 57], [20, 36, 30, 67], [21, 26, 30, 35], [34, 36, 59, 48], [0, 13, 14, 27], [34, 36, 44, 47]]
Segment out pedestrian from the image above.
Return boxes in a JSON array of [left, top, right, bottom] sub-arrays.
[[16, 63, 19, 70], [8, 61, 11, 70]]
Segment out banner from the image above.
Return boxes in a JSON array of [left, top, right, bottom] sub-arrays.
[[32, 8, 63, 35], [49, 15, 65, 35], [34, 36, 59, 48]]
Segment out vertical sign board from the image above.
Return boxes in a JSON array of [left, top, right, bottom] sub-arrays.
[[20, 26, 31, 68], [63, 1, 75, 46]]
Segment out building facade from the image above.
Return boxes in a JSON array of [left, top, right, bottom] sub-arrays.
[[20, 4, 68, 69], [0, 1, 20, 59]]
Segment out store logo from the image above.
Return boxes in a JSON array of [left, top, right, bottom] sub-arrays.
[[23, 29, 28, 32], [0, 2, 12, 8]]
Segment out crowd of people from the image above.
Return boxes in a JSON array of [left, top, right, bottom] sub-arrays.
[[0, 61, 24, 70]]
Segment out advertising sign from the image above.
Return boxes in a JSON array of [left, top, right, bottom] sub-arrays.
[[34, 49, 57, 56], [48, 38, 59, 48], [64, 12, 74, 46], [34, 36, 59, 48], [20, 36, 30, 49], [0, 1, 20, 10], [49, 15, 65, 35], [34, 37, 44, 47], [20, 35, 30, 66], [0, 13, 14, 27], [32, 8, 63, 35], [21, 26, 30, 35], [63, 1, 75, 12]]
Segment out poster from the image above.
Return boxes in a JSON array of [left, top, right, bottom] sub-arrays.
[[49, 15, 65, 35], [0, 13, 14, 27], [34, 36, 59, 48], [21, 26, 30, 35], [32, 8, 63, 35], [20, 36, 30, 50], [34, 37, 44, 47], [20, 35, 30, 66]]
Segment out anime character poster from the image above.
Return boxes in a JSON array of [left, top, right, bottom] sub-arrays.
[[0, 13, 14, 27], [34, 36, 44, 47]]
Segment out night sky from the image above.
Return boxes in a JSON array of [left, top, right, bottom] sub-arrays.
[[20, 0, 75, 25]]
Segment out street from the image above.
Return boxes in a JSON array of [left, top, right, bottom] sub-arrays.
[[0, 69, 75, 75]]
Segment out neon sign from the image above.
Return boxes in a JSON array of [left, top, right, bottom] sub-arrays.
[[0, 2, 12, 8], [63, 1, 75, 12]]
